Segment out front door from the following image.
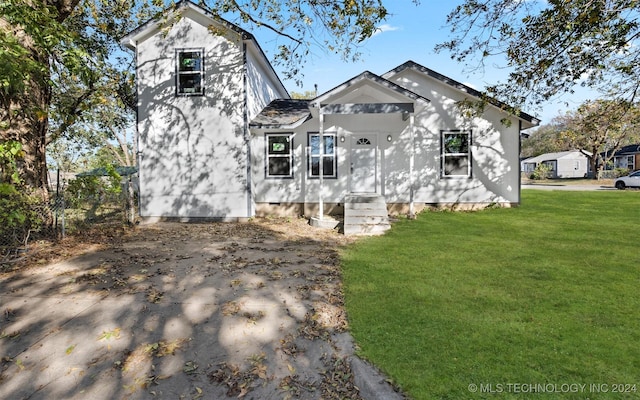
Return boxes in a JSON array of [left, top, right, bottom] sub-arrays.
[[350, 134, 377, 193]]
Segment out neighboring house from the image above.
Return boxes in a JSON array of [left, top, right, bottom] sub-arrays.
[[521, 150, 592, 178], [610, 144, 640, 171], [122, 1, 539, 228]]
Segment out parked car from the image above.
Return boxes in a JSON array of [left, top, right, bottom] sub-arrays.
[[614, 170, 640, 189]]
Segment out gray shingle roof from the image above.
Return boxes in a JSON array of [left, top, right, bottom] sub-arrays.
[[615, 144, 640, 155], [249, 99, 312, 129]]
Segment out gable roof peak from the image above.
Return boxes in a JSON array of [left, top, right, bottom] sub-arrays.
[[313, 70, 430, 105], [120, 0, 288, 98], [121, 0, 254, 49]]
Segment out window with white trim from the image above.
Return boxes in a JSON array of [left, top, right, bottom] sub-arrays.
[[441, 130, 471, 177], [308, 132, 337, 178], [627, 155, 635, 171], [176, 49, 204, 95], [266, 134, 293, 178]]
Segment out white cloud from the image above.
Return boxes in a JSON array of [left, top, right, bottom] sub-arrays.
[[371, 24, 400, 37]]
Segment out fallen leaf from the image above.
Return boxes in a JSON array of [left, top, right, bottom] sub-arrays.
[[183, 361, 198, 374]]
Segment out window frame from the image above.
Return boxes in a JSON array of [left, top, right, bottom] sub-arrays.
[[307, 132, 338, 179], [440, 130, 472, 178], [265, 133, 294, 179], [176, 48, 205, 96]]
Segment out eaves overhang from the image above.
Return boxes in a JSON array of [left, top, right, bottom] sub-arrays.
[[383, 60, 540, 129]]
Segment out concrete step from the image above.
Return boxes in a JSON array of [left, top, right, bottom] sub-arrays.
[[345, 202, 388, 211], [344, 223, 391, 236], [344, 194, 390, 236], [344, 208, 389, 218], [345, 195, 386, 204], [345, 215, 390, 225]]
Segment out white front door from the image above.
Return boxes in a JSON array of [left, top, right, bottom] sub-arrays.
[[350, 134, 377, 193]]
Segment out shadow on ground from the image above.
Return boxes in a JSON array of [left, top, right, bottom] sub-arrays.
[[0, 218, 362, 400]]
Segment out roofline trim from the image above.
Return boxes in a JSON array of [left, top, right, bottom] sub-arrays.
[[312, 71, 430, 106], [383, 60, 540, 126]]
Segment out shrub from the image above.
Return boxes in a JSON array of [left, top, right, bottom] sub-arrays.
[[529, 163, 552, 180], [0, 141, 44, 251], [613, 167, 631, 178], [65, 165, 123, 209], [65, 176, 103, 209]]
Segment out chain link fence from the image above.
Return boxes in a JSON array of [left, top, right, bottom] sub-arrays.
[[1, 173, 137, 265]]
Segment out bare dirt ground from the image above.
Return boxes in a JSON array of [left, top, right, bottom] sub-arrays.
[[0, 217, 370, 400]]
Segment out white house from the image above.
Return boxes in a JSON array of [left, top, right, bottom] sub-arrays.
[[122, 1, 539, 232], [521, 150, 592, 178]]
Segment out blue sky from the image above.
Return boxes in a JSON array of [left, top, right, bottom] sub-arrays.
[[254, 1, 597, 125]]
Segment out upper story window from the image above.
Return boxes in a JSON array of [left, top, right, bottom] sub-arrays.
[[441, 130, 472, 178], [176, 49, 204, 96], [308, 132, 337, 178], [266, 133, 293, 178]]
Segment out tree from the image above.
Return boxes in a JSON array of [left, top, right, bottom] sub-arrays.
[[559, 100, 640, 178], [291, 90, 318, 99], [1, 0, 146, 202], [48, 77, 137, 173], [2, 0, 409, 202], [437, 1, 640, 112], [521, 117, 572, 158], [207, 0, 416, 85]]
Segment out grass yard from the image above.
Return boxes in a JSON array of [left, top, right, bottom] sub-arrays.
[[342, 190, 640, 399]]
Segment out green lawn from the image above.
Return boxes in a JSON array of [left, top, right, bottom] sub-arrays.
[[342, 190, 640, 399]]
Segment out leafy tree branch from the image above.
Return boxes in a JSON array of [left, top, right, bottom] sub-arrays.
[[437, 0, 640, 110]]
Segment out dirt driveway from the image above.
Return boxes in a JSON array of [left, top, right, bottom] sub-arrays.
[[0, 218, 385, 400]]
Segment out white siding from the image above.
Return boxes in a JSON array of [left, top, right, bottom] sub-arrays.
[[245, 45, 288, 121], [555, 153, 589, 178], [136, 12, 249, 218], [252, 82, 421, 204], [252, 72, 522, 208], [388, 70, 521, 204]]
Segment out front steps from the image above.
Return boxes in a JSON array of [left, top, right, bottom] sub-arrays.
[[344, 194, 391, 236]]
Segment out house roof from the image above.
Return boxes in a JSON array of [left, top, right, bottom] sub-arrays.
[[249, 99, 312, 129], [121, 1, 253, 48], [599, 143, 640, 158], [383, 60, 540, 128], [250, 70, 430, 129], [313, 71, 431, 106], [522, 150, 591, 164], [614, 144, 640, 155], [120, 0, 288, 98]]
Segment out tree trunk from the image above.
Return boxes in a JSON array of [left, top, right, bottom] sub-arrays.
[[589, 146, 599, 180], [0, 0, 82, 202], [0, 48, 52, 203]]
